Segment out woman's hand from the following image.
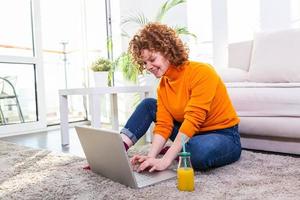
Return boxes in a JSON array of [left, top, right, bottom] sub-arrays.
[[130, 155, 172, 172], [130, 155, 151, 171]]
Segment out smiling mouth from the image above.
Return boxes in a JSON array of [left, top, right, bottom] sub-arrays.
[[148, 68, 157, 74]]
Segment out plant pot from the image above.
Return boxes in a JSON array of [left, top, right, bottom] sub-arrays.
[[93, 71, 109, 87]]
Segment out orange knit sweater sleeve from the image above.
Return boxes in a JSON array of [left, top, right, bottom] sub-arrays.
[[153, 83, 174, 139]]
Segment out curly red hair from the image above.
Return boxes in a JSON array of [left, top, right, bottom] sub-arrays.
[[129, 23, 189, 71]]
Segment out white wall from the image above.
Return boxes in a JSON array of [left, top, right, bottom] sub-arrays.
[[187, 0, 213, 63], [260, 0, 291, 32], [188, 0, 297, 68]]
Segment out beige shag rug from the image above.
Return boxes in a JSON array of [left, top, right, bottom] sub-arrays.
[[0, 140, 299, 200]]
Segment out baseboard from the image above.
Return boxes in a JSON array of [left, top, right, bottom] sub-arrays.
[[0, 120, 90, 138]]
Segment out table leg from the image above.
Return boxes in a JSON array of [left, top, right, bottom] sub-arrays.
[[110, 93, 119, 130], [89, 94, 101, 128], [59, 94, 69, 146]]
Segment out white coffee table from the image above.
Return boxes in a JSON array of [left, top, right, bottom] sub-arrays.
[[59, 86, 153, 146]]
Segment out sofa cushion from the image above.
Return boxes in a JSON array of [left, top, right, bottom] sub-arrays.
[[226, 82, 300, 117], [249, 28, 300, 82], [228, 40, 253, 72]]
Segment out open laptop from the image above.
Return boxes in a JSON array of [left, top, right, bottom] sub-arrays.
[[75, 126, 176, 188]]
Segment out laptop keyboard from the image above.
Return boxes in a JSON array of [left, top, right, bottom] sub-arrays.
[[133, 170, 176, 187], [134, 171, 157, 184]]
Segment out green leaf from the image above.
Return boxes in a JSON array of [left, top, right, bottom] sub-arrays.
[[90, 57, 112, 72], [173, 26, 197, 39], [155, 0, 186, 22], [121, 12, 150, 27], [116, 52, 140, 83], [121, 29, 131, 38]]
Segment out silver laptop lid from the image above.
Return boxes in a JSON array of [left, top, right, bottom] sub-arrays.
[[75, 126, 137, 188]]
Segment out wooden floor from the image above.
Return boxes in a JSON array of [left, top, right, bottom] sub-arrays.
[[0, 126, 148, 158], [1, 128, 298, 159], [0, 128, 86, 157]]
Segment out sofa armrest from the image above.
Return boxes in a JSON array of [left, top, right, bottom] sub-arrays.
[[228, 40, 253, 72]]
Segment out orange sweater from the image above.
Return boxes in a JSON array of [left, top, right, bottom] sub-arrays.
[[153, 61, 239, 139]]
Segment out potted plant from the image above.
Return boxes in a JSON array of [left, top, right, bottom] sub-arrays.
[[90, 57, 113, 87], [116, 52, 141, 84]]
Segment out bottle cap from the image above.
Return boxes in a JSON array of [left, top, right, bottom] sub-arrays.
[[178, 152, 191, 157]]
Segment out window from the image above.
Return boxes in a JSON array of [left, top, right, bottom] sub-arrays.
[[0, 0, 33, 56], [40, 0, 108, 125], [0, 0, 45, 134], [0, 64, 37, 125]]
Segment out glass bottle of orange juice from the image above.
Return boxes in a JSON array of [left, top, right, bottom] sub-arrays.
[[177, 152, 194, 191]]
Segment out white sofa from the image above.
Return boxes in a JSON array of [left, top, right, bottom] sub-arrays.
[[218, 28, 300, 155]]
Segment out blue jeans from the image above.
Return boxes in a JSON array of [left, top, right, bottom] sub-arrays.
[[121, 98, 241, 171]]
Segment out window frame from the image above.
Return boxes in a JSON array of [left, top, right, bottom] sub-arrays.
[[0, 0, 47, 136]]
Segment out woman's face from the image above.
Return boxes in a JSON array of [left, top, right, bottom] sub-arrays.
[[140, 49, 170, 78]]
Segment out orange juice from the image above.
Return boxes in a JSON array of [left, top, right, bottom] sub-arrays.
[[177, 167, 194, 191]]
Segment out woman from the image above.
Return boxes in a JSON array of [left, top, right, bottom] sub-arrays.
[[120, 22, 241, 172]]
